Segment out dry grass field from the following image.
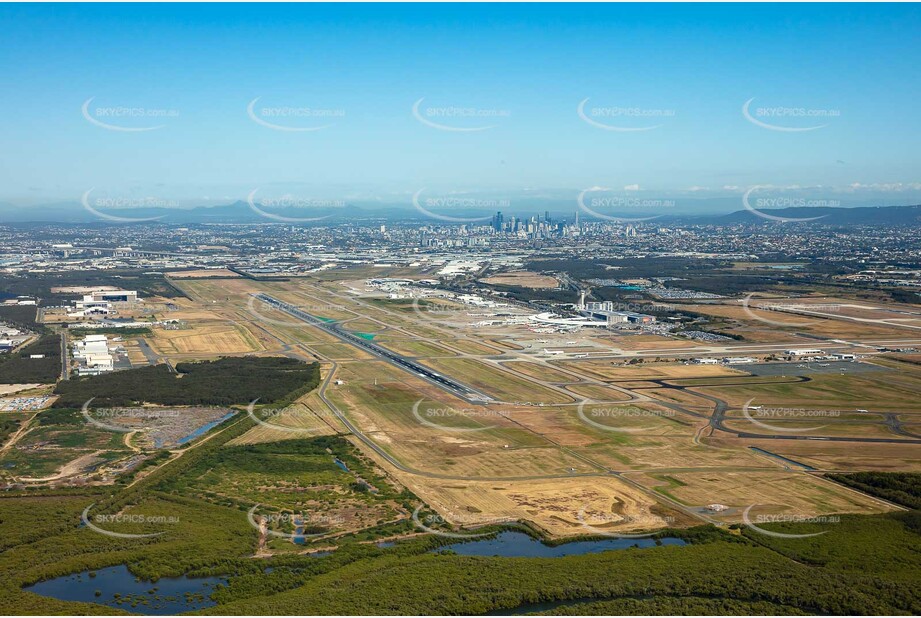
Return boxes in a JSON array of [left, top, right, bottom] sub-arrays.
[[601, 334, 704, 351], [715, 435, 921, 472], [500, 361, 577, 383], [308, 343, 376, 361], [722, 418, 902, 439], [161, 273, 920, 540], [581, 431, 768, 471], [337, 318, 388, 333], [674, 301, 917, 340], [173, 277, 261, 304], [749, 296, 921, 323], [0, 384, 42, 396], [165, 269, 241, 279], [372, 336, 457, 358], [148, 322, 262, 355], [327, 380, 588, 477], [556, 361, 745, 382], [385, 472, 688, 537], [230, 401, 341, 445], [624, 469, 893, 523], [563, 383, 634, 401], [420, 357, 574, 404], [480, 271, 560, 289], [441, 338, 506, 355], [695, 371, 921, 412], [644, 386, 715, 408], [491, 403, 768, 471]]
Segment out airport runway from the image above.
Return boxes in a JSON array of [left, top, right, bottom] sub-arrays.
[[255, 294, 492, 404]]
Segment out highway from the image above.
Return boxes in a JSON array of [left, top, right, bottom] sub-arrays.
[[255, 294, 492, 403]]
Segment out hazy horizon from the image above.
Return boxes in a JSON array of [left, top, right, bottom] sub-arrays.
[[2, 3, 920, 221]]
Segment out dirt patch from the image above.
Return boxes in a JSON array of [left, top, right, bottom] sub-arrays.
[[481, 271, 559, 289]]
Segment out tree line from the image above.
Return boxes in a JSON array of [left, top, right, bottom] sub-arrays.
[[53, 356, 320, 407], [0, 334, 61, 384]]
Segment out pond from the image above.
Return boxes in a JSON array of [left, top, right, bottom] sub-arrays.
[[435, 531, 685, 558], [24, 565, 226, 615], [176, 411, 236, 446]]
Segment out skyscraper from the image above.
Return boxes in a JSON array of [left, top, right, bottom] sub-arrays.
[[493, 211, 504, 232]]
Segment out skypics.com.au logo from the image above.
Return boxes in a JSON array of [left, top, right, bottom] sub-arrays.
[[81, 398, 180, 434], [411, 506, 509, 539], [577, 98, 675, 132], [82, 97, 179, 132], [246, 294, 346, 328], [81, 503, 178, 539], [742, 399, 840, 433], [247, 97, 345, 132], [410, 296, 472, 328], [246, 399, 341, 435], [577, 187, 674, 222], [247, 505, 344, 541], [412, 98, 510, 132], [80, 188, 173, 223], [412, 189, 506, 223], [740, 293, 842, 328], [246, 189, 344, 223], [741, 186, 840, 223], [576, 402, 676, 433], [742, 505, 837, 539], [411, 399, 506, 433], [742, 98, 840, 132], [575, 505, 676, 539]]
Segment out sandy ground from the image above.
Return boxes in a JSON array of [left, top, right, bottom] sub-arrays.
[[0, 384, 41, 396], [166, 269, 242, 279], [480, 271, 560, 289]]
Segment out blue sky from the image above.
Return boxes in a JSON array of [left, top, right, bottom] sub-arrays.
[[1, 3, 920, 213]]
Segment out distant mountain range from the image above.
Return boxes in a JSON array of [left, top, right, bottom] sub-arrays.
[[0, 200, 919, 226], [688, 204, 921, 226], [0, 200, 407, 224]]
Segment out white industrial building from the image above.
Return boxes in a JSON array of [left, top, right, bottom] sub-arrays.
[[0, 325, 29, 353], [91, 290, 138, 303], [581, 301, 655, 324], [69, 289, 139, 318], [583, 309, 629, 325], [785, 348, 822, 356], [72, 334, 114, 375], [530, 312, 610, 328]]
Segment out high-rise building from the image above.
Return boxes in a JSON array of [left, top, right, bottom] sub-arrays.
[[493, 211, 504, 232]]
